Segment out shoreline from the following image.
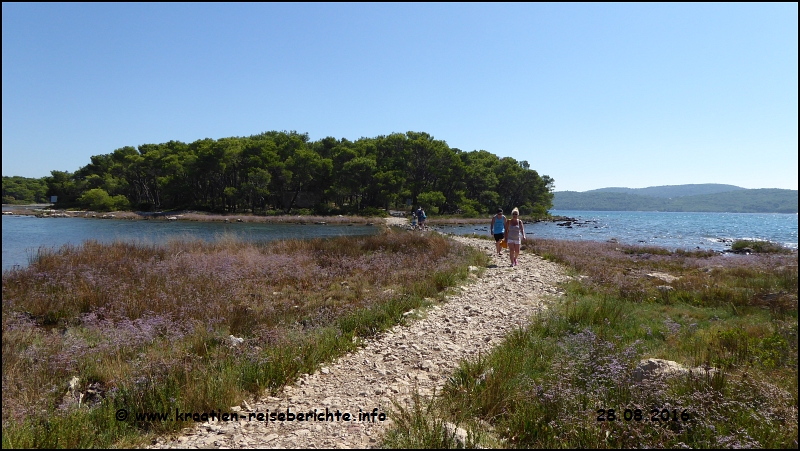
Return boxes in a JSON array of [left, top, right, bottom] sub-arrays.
[[5, 207, 794, 254], [1, 207, 380, 225], [2, 205, 576, 225]]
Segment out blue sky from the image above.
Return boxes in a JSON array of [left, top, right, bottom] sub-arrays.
[[2, 3, 797, 192]]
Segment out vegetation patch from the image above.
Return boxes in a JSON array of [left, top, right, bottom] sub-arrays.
[[731, 239, 793, 254], [1, 231, 487, 448], [2, 176, 49, 204], [383, 239, 797, 448]]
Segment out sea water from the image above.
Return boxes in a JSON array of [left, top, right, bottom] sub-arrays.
[[436, 210, 798, 253], [3, 210, 797, 271]]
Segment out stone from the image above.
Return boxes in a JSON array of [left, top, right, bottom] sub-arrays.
[[443, 422, 469, 447], [633, 358, 717, 382], [646, 272, 679, 283], [229, 335, 244, 346]]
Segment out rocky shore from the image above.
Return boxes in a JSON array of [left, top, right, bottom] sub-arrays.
[[151, 218, 570, 449], [1, 207, 376, 224]]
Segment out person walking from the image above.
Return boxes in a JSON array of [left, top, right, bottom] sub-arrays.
[[504, 207, 526, 266], [411, 210, 417, 230], [418, 207, 427, 231], [490, 208, 507, 256]]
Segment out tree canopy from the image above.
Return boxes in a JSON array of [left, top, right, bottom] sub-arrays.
[[39, 131, 554, 215], [2, 176, 48, 204]]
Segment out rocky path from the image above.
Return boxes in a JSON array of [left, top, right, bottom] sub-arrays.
[[152, 220, 569, 449]]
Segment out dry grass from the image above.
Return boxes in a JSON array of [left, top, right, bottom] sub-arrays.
[[384, 238, 798, 449], [2, 231, 487, 448]]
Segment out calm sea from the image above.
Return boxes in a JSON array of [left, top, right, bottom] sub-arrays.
[[436, 210, 798, 253], [3, 210, 797, 271]]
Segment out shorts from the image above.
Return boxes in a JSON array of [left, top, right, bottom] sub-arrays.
[[494, 233, 505, 242], [507, 239, 521, 245]]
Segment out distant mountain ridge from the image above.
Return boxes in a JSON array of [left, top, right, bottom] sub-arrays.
[[553, 184, 797, 213], [589, 184, 746, 198]]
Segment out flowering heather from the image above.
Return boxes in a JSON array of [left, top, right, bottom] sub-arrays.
[[528, 238, 798, 309], [384, 238, 797, 449], [2, 230, 486, 448]]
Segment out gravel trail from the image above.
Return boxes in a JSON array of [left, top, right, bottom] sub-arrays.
[[152, 219, 569, 449]]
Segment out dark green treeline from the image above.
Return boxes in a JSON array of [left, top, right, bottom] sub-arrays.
[[2, 176, 49, 204], [42, 131, 554, 215]]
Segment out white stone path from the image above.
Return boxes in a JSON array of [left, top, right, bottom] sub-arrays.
[[152, 220, 569, 449]]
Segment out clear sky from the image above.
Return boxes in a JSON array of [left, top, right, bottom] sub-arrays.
[[2, 3, 797, 192]]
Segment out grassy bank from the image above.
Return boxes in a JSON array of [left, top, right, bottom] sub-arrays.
[[384, 238, 798, 448], [1, 230, 487, 448]]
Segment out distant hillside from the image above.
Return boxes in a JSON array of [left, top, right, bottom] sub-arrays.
[[590, 183, 746, 198], [553, 187, 797, 213]]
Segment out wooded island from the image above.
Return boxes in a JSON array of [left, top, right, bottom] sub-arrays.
[[3, 131, 554, 216]]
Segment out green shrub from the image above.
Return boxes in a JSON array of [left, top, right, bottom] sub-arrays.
[[457, 199, 483, 217], [418, 191, 446, 214], [78, 188, 129, 211], [731, 239, 790, 254], [359, 206, 389, 217]]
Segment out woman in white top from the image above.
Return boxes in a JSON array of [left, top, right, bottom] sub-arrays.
[[504, 207, 526, 267]]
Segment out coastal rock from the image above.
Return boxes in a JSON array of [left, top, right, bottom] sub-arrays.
[[646, 272, 679, 283], [443, 422, 469, 447], [633, 358, 717, 382], [60, 376, 105, 409], [61, 376, 82, 409]]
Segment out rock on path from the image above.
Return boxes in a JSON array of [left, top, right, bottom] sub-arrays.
[[151, 229, 569, 449]]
